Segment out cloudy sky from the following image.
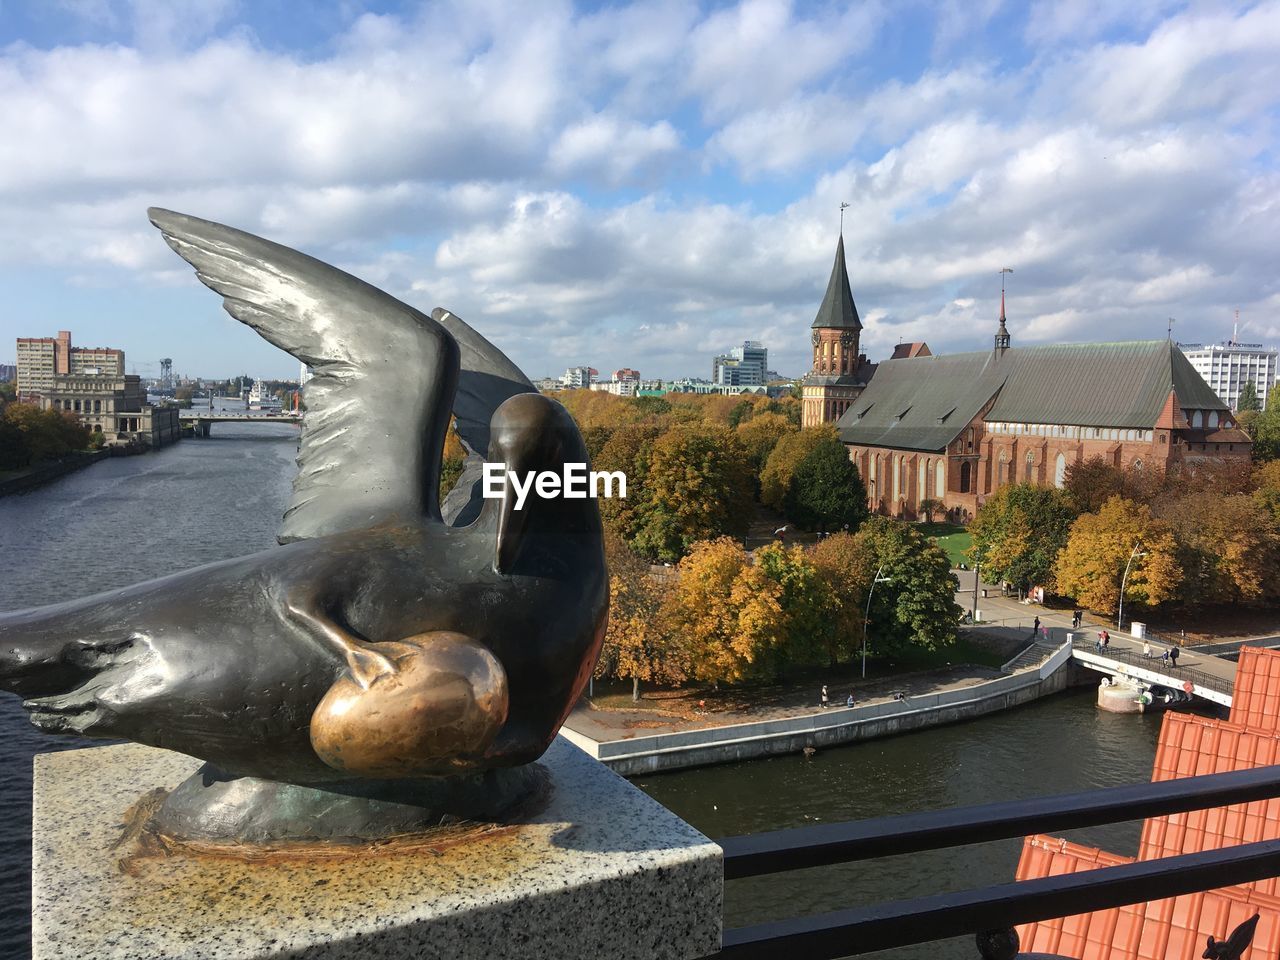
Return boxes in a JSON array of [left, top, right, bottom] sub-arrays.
[[1, 0, 1277, 381]]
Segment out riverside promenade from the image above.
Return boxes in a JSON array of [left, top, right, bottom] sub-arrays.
[[562, 637, 1075, 775]]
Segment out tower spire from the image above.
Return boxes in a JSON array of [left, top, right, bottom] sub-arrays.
[[839, 201, 849, 236], [995, 267, 1013, 356]]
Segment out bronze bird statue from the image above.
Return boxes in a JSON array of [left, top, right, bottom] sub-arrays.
[[0, 210, 608, 839]]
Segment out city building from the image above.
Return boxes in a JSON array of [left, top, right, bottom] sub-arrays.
[[590, 368, 642, 396], [670, 377, 767, 396], [38, 373, 179, 447], [712, 341, 768, 387], [559, 366, 597, 389], [1179, 338, 1278, 411], [16, 330, 125, 401], [1015, 646, 1280, 958], [890, 342, 932, 359], [801, 235, 877, 426], [0, 362, 15, 383], [837, 297, 1250, 522]]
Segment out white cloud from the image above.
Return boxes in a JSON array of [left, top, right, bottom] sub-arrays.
[[549, 114, 681, 185]]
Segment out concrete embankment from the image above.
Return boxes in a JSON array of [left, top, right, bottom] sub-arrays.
[[563, 641, 1086, 775], [0, 449, 111, 498]]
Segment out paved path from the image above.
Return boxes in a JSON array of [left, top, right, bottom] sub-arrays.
[[951, 569, 1238, 701], [568, 665, 1004, 744]]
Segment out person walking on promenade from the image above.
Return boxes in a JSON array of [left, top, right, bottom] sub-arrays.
[[846, 692, 855, 708], [1033, 616, 1041, 638], [820, 685, 829, 709], [1143, 640, 1152, 659], [1170, 646, 1180, 668], [1072, 610, 1082, 630], [1162, 648, 1170, 666], [1101, 630, 1110, 652]]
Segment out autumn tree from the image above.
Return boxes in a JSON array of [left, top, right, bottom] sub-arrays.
[[760, 424, 839, 512], [1254, 461, 1280, 522], [784, 437, 869, 533], [752, 544, 841, 670], [630, 424, 754, 562], [593, 423, 663, 542], [1, 403, 91, 466], [1156, 492, 1280, 605], [596, 533, 686, 700], [1063, 457, 1132, 513], [967, 484, 1076, 593], [663, 538, 783, 684], [735, 411, 795, 475], [811, 531, 875, 653], [1054, 497, 1182, 614], [855, 517, 960, 655]]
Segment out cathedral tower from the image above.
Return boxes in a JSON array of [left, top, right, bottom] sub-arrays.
[[801, 234, 874, 427]]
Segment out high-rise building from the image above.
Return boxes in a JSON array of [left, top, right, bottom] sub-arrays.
[[800, 234, 876, 426], [1179, 339, 1278, 411], [712, 341, 768, 386], [15, 330, 124, 401], [0, 363, 16, 383]]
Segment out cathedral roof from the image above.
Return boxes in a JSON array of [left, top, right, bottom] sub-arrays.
[[811, 235, 862, 330], [837, 340, 1229, 452]]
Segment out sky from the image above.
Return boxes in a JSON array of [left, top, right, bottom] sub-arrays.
[[0, 0, 1277, 381]]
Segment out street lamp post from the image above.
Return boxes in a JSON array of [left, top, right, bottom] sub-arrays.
[[862, 563, 892, 679], [1117, 543, 1147, 631], [971, 561, 981, 625]]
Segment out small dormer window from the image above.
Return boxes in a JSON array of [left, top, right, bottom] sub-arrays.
[[894, 405, 912, 422], [857, 402, 873, 420], [937, 406, 956, 424]]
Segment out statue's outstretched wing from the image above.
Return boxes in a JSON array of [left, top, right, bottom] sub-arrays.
[[149, 208, 460, 542]]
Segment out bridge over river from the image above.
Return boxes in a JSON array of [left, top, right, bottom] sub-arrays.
[[1070, 633, 1236, 707], [179, 409, 301, 436]]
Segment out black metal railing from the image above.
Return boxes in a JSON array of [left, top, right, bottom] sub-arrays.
[[1069, 635, 1234, 696], [704, 764, 1280, 959]]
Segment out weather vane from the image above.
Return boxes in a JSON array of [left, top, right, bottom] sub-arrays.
[[839, 201, 849, 234], [999, 266, 1013, 294]]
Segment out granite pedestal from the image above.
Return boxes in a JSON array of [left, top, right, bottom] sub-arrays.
[[32, 737, 722, 960]]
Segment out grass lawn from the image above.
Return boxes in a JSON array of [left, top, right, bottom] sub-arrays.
[[917, 521, 972, 567]]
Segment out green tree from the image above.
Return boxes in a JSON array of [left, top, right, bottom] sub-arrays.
[[811, 531, 875, 648], [1238, 380, 1261, 412], [594, 423, 663, 543], [753, 543, 841, 670], [967, 483, 1077, 593], [1054, 497, 1182, 614], [855, 517, 960, 655], [760, 424, 839, 512], [784, 437, 869, 533], [630, 424, 754, 562], [1245, 403, 1280, 461], [2, 403, 90, 464]]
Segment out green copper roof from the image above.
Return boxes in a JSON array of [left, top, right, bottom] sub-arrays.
[[812, 234, 862, 330], [838, 340, 1227, 453]]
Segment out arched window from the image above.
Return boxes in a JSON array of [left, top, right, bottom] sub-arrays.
[[966, 427, 974, 452], [936, 460, 946, 497], [1024, 451, 1034, 482], [1054, 453, 1067, 488], [1193, 411, 1204, 428], [919, 459, 927, 503], [998, 450, 1008, 485], [892, 457, 900, 501], [960, 460, 972, 493], [1208, 411, 1219, 429]]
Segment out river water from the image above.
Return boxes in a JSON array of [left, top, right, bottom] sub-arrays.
[[0, 422, 1164, 959]]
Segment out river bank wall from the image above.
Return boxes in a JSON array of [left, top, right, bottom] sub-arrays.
[[0, 449, 112, 498], [563, 642, 1091, 775]]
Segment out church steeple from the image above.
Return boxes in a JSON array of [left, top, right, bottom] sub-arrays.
[[812, 234, 862, 331], [994, 268, 1012, 356]]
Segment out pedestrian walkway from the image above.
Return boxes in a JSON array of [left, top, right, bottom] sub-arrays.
[[951, 568, 1237, 706]]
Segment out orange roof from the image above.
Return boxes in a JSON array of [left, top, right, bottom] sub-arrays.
[[1016, 835, 1280, 959], [1230, 647, 1280, 732], [1015, 646, 1280, 957], [890, 342, 932, 359]]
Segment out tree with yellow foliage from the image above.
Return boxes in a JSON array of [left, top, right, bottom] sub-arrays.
[[1157, 492, 1280, 605], [1055, 497, 1182, 614], [596, 533, 686, 700], [736, 411, 796, 474], [759, 424, 838, 512], [631, 424, 754, 562], [662, 538, 777, 684]]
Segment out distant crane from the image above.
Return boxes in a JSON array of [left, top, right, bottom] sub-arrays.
[[160, 358, 173, 391]]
